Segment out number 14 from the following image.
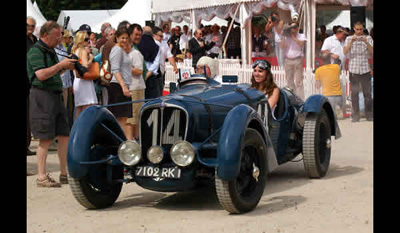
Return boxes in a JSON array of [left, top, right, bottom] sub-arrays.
[[146, 109, 182, 145]]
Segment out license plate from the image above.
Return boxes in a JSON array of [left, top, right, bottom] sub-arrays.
[[135, 166, 181, 179]]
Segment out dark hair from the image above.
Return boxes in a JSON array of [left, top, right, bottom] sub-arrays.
[[40, 21, 61, 37], [251, 65, 277, 97], [115, 27, 130, 38], [289, 21, 299, 28], [353, 21, 364, 28], [128, 23, 143, 35], [271, 11, 279, 17], [152, 26, 162, 35]]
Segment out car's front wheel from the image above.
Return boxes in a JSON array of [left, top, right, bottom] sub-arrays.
[[302, 109, 332, 178], [215, 128, 268, 214], [69, 144, 123, 209]]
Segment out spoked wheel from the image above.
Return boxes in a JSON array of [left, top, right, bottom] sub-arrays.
[[303, 109, 332, 178], [215, 129, 268, 214]]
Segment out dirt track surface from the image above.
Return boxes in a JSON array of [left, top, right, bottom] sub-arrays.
[[27, 118, 373, 233]]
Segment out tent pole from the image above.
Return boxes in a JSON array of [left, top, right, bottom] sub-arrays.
[[305, 0, 316, 71], [239, 2, 251, 65], [191, 9, 197, 33], [221, 3, 241, 59]]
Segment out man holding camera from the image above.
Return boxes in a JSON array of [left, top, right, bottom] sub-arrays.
[[27, 21, 77, 187], [280, 21, 307, 99], [265, 11, 285, 66], [344, 21, 373, 122]]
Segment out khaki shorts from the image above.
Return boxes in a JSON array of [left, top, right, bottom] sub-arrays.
[[127, 89, 145, 125]]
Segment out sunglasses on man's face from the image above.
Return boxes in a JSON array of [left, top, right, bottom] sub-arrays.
[[252, 60, 271, 70]]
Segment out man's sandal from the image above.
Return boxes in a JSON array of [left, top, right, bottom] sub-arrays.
[[36, 174, 61, 188]]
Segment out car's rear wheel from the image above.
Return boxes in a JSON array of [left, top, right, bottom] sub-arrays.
[[215, 128, 268, 214], [302, 109, 332, 178]]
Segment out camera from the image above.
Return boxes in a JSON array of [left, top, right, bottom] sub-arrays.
[[271, 16, 277, 22], [69, 54, 88, 77]]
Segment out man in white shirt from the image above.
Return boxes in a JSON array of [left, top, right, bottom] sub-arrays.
[[207, 24, 223, 58], [281, 21, 307, 99], [265, 11, 285, 67], [127, 23, 146, 140], [162, 23, 171, 44], [321, 26, 348, 67], [179, 25, 191, 56], [153, 26, 178, 94]]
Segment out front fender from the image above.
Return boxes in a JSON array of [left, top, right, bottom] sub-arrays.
[[67, 106, 126, 178], [217, 104, 266, 181], [303, 94, 341, 139]]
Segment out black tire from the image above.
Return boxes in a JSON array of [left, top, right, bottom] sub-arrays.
[[69, 143, 123, 209], [215, 128, 268, 214], [303, 109, 332, 178]]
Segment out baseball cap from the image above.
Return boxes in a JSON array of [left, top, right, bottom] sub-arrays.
[[77, 24, 92, 34], [336, 27, 349, 35]]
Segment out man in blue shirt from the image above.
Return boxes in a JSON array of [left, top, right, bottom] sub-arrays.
[[138, 26, 161, 99]]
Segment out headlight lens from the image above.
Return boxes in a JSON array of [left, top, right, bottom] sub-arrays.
[[170, 141, 195, 167], [118, 140, 141, 166], [147, 146, 164, 164]]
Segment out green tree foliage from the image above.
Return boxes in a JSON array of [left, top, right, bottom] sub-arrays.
[[33, 0, 128, 21]]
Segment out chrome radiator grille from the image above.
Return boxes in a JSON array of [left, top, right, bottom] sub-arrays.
[[140, 104, 188, 156]]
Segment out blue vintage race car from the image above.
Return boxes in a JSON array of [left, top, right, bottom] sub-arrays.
[[67, 74, 341, 214]]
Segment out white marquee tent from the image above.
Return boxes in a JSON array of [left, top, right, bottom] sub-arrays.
[[33, 1, 46, 22], [325, 10, 373, 30], [91, 0, 152, 33], [57, 9, 119, 33]]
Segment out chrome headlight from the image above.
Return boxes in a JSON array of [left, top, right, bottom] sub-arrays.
[[170, 141, 195, 167], [118, 140, 141, 166], [147, 146, 164, 164]]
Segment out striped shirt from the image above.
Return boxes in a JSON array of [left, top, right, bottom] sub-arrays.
[[27, 40, 63, 91], [344, 35, 373, 74]]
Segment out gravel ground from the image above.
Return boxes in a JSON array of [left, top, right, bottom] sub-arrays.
[[27, 118, 373, 233]]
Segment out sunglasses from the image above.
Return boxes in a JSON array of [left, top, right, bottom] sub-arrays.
[[252, 59, 271, 70], [84, 37, 90, 42]]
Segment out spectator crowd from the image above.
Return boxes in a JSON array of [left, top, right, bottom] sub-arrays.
[[26, 12, 373, 186]]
